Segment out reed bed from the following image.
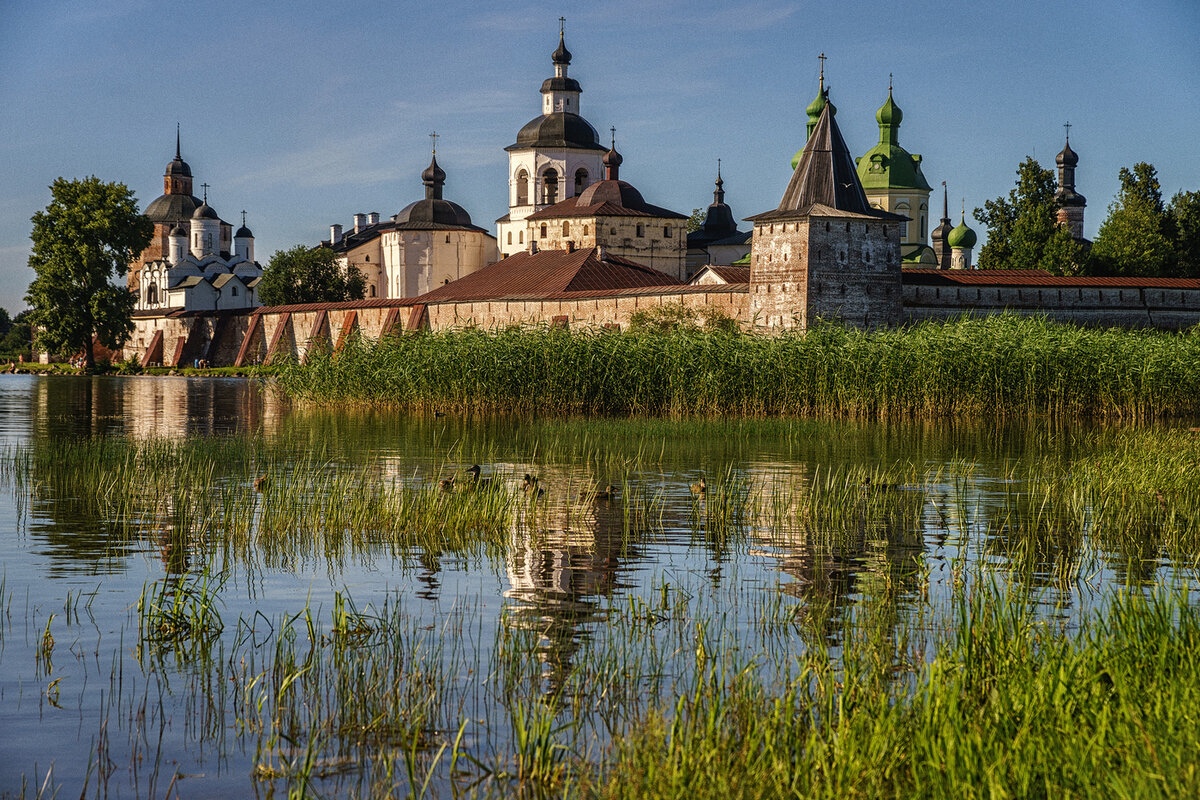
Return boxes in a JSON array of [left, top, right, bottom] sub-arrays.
[[275, 315, 1200, 419], [10, 418, 1200, 797], [587, 579, 1200, 800]]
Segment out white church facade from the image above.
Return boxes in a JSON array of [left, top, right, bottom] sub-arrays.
[[130, 134, 263, 313]]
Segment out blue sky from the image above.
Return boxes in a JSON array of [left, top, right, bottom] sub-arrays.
[[2, 0, 1198, 313]]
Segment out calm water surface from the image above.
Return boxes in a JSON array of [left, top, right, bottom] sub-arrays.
[[0, 375, 1189, 798]]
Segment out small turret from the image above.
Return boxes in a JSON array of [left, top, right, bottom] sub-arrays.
[[190, 193, 221, 259], [234, 211, 255, 262], [168, 224, 187, 264], [948, 204, 977, 269], [1055, 123, 1086, 239]]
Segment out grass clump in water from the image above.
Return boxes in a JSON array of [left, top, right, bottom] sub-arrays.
[[586, 580, 1200, 800], [274, 315, 1200, 420]]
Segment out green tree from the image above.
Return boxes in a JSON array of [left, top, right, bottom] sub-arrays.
[[1089, 162, 1174, 277], [0, 308, 12, 338], [974, 157, 1083, 275], [259, 245, 366, 306], [25, 177, 153, 371], [687, 208, 706, 234], [1167, 190, 1200, 277], [0, 312, 32, 359]]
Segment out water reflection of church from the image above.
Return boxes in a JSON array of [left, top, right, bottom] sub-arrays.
[[499, 476, 635, 692]]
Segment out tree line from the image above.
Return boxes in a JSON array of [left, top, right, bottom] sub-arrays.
[[975, 158, 1200, 277]]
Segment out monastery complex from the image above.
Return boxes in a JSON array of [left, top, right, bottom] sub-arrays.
[[119, 27, 1200, 369]]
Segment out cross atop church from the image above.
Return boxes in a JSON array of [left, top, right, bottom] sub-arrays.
[[889, 72, 894, 91], [610, 126, 616, 149], [1064, 121, 1072, 142], [559, 16, 565, 35], [241, 210, 247, 227], [429, 131, 439, 155], [818, 52, 826, 82], [201, 182, 209, 202]]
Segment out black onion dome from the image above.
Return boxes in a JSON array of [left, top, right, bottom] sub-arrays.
[[603, 145, 623, 170], [170, 224, 188, 237], [393, 198, 476, 228], [235, 225, 254, 238], [509, 113, 607, 151], [422, 154, 447, 186], [552, 31, 572, 65], [1057, 139, 1079, 168], [144, 193, 202, 224]]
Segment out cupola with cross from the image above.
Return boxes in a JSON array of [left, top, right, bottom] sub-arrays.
[[497, 19, 609, 258]]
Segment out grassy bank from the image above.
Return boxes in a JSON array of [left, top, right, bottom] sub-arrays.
[[274, 315, 1200, 419]]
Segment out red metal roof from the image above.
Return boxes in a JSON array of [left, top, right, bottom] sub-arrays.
[[691, 265, 750, 284], [903, 268, 1200, 289], [413, 247, 684, 303]]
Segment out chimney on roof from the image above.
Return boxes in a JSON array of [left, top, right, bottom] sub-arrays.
[[596, 245, 606, 261], [529, 240, 538, 254], [367, 211, 380, 225], [566, 239, 575, 253], [330, 224, 343, 245], [353, 213, 366, 233]]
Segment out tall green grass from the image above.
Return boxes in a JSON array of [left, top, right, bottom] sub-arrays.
[[586, 580, 1200, 800], [274, 315, 1200, 419]]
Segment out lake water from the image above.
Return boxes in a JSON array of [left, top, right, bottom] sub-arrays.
[[0, 375, 1192, 798]]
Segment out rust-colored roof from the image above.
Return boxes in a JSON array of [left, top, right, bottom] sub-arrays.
[[903, 268, 1200, 289], [526, 183, 687, 221], [690, 265, 750, 285], [414, 247, 684, 303]]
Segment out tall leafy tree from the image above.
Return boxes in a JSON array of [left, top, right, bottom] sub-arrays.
[[974, 157, 1083, 275], [1167, 189, 1200, 277], [259, 246, 366, 306], [1089, 162, 1174, 277], [26, 177, 153, 371]]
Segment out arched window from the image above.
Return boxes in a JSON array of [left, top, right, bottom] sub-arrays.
[[519, 230, 524, 244], [516, 169, 530, 205], [370, 284, 377, 297], [896, 203, 911, 240], [540, 223, 548, 239], [541, 169, 559, 204], [147, 282, 158, 305], [562, 221, 570, 236], [574, 168, 588, 193], [636, 224, 645, 238], [231, 285, 239, 297], [583, 225, 589, 236], [507, 231, 512, 245], [664, 226, 671, 238]]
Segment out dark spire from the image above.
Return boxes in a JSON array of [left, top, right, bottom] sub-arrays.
[[603, 127, 622, 180], [702, 159, 736, 235], [176, 122, 181, 160], [1055, 123, 1085, 207], [775, 96, 872, 215], [552, 17, 572, 66], [422, 151, 446, 201], [931, 181, 954, 269]]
